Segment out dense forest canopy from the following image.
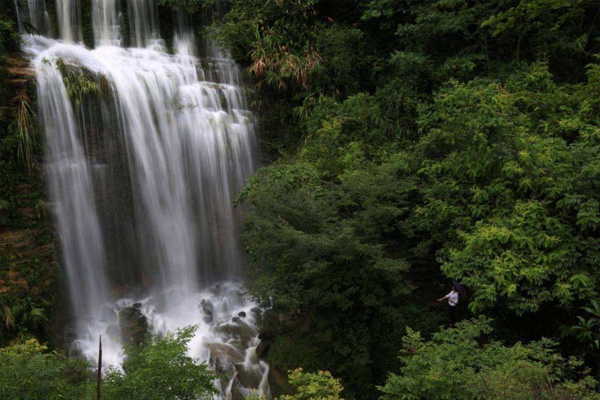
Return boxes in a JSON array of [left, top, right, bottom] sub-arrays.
[[219, 0, 600, 398], [0, 0, 600, 399]]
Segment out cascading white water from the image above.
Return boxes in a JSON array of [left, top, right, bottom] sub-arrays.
[[92, 0, 121, 46], [126, 0, 160, 47], [14, 0, 51, 36], [56, 0, 81, 43], [35, 48, 110, 318], [21, 0, 267, 398]]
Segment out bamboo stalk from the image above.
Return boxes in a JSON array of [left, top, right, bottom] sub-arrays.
[[96, 335, 102, 400]]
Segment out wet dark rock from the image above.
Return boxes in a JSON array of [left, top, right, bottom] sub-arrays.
[[230, 381, 245, 400], [250, 307, 262, 318], [208, 342, 245, 364], [234, 363, 262, 389], [268, 366, 292, 399], [63, 323, 78, 346], [255, 339, 271, 359], [258, 309, 279, 340], [238, 311, 246, 318], [201, 299, 214, 323], [213, 357, 232, 376], [232, 316, 241, 323], [218, 319, 256, 347], [119, 306, 148, 345], [257, 309, 279, 365]]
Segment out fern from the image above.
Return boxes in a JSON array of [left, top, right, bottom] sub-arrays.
[[55, 58, 110, 105]]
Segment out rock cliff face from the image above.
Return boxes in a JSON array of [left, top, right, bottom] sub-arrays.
[[0, 55, 60, 346]]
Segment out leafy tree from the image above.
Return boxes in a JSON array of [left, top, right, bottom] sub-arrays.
[[103, 326, 216, 400], [570, 300, 600, 351], [223, 0, 600, 390], [0, 328, 217, 400], [157, 0, 215, 13], [281, 368, 344, 400], [220, 0, 324, 91], [411, 64, 600, 314], [0, 339, 92, 400], [380, 317, 600, 400], [237, 135, 425, 396]]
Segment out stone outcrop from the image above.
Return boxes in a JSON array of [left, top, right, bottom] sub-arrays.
[[118, 304, 148, 345]]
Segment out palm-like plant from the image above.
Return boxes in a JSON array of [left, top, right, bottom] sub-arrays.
[[14, 92, 36, 174]]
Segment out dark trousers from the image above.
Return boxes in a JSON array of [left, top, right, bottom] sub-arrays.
[[449, 305, 457, 326]]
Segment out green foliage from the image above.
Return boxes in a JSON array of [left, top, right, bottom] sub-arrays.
[[0, 10, 53, 344], [2, 0, 600, 399], [15, 92, 37, 174], [0, 2, 20, 61], [55, 58, 110, 105], [411, 65, 600, 314], [0, 154, 56, 346], [224, 0, 600, 397], [103, 326, 216, 400], [0, 297, 49, 343], [0, 339, 93, 400], [281, 368, 344, 400], [397, 0, 600, 79], [0, 328, 217, 400], [569, 299, 600, 351], [379, 318, 600, 400], [220, 0, 365, 96], [223, 0, 323, 92], [157, 0, 215, 13], [238, 125, 424, 396]]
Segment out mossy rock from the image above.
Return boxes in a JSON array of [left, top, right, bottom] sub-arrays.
[[118, 305, 148, 346]]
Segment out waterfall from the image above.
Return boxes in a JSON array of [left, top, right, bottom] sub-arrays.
[[92, 0, 121, 46], [21, 0, 267, 397], [56, 0, 81, 43], [36, 51, 109, 318], [126, 0, 160, 47], [14, 0, 51, 36]]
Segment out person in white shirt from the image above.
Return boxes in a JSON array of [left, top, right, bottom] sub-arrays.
[[437, 284, 460, 325]]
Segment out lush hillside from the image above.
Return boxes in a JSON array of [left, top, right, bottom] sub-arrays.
[[1, 1, 600, 399], [0, 1, 60, 348], [217, 0, 600, 398]]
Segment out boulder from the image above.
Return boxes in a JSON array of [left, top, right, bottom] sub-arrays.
[[119, 306, 148, 345], [217, 319, 256, 347], [250, 307, 262, 318], [208, 342, 245, 364], [234, 363, 263, 389], [255, 339, 271, 359], [258, 309, 279, 340], [201, 299, 214, 323], [268, 366, 292, 399]]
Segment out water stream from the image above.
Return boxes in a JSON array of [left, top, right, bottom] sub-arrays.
[[17, 1, 267, 398]]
